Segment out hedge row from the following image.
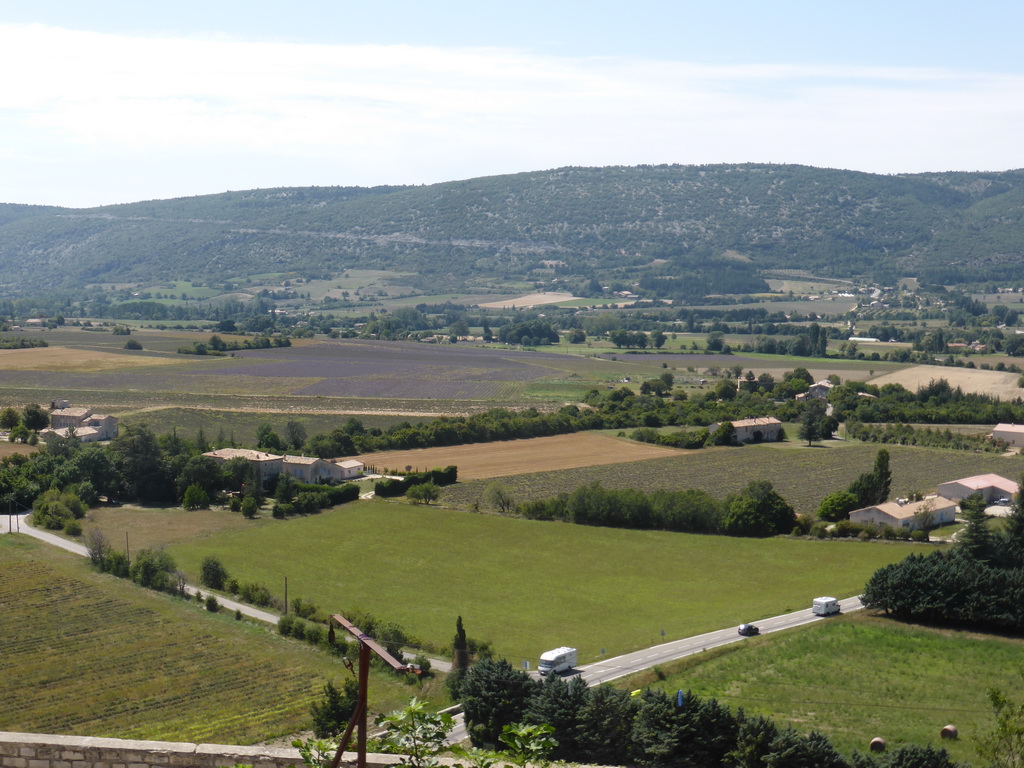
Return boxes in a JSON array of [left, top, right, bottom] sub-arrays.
[[374, 465, 458, 497]]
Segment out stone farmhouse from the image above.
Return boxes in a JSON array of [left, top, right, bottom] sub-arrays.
[[39, 403, 118, 443], [850, 495, 958, 531], [709, 416, 783, 444], [202, 448, 364, 487]]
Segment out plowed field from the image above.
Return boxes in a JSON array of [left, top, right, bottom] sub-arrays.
[[358, 431, 681, 479]]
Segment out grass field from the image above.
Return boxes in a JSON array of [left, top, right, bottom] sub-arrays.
[[440, 442, 1024, 517], [619, 612, 1017, 763], [358, 433, 681, 480], [75, 499, 936, 665], [0, 536, 445, 744]]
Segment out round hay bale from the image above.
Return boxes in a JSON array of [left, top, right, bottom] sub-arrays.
[[941, 724, 958, 740], [869, 737, 887, 753]]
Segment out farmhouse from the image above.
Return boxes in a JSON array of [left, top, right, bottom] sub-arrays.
[[282, 455, 353, 483], [335, 458, 365, 480], [202, 448, 284, 485], [709, 417, 782, 444], [991, 423, 1024, 448], [42, 404, 118, 442], [936, 473, 1018, 503], [797, 380, 835, 401], [850, 496, 958, 530]]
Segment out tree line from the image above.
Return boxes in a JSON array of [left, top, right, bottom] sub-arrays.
[[513, 480, 796, 538], [862, 489, 1024, 632], [455, 657, 962, 767]]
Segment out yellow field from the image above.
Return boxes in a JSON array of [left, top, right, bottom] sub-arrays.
[[477, 291, 579, 309], [0, 346, 180, 372], [869, 364, 1024, 400], [358, 431, 682, 480]]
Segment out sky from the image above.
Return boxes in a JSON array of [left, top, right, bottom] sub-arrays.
[[2, 1, 1023, 208]]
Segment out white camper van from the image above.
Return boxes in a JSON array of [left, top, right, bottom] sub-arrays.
[[538, 646, 577, 676], [812, 596, 840, 616]]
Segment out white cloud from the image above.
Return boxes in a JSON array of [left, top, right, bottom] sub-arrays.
[[1, 23, 1022, 206]]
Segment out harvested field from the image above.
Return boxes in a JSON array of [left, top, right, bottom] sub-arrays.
[[0, 346, 180, 372], [869, 364, 1024, 400], [357, 432, 681, 480], [477, 291, 579, 309], [0, 442, 38, 459]]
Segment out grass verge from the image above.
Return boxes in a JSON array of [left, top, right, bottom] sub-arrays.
[[616, 612, 1016, 763]]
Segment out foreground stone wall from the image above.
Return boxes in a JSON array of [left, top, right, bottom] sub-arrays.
[[0, 733, 405, 768]]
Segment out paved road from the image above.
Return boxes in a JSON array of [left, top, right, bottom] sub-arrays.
[[446, 595, 863, 743], [578, 595, 863, 686]]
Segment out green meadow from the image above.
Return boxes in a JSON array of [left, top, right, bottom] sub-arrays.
[[142, 499, 940, 665], [621, 612, 1020, 764]]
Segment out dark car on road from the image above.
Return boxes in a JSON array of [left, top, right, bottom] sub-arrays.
[[738, 623, 760, 637]]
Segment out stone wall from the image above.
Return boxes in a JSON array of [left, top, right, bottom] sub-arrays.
[[0, 733, 405, 768]]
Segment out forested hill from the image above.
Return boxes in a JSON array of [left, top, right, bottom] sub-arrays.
[[2, 164, 1024, 296]]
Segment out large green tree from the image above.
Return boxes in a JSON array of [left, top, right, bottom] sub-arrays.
[[460, 658, 537, 748]]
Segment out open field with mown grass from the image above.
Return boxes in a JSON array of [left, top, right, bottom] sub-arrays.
[[358, 432, 681, 480], [619, 612, 1019, 763], [0, 536, 444, 743], [78, 499, 937, 665], [441, 442, 1024, 517]]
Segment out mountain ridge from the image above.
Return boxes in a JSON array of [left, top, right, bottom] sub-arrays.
[[2, 163, 1024, 298]]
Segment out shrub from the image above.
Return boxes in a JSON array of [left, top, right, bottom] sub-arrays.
[[123, 339, 142, 350], [182, 484, 210, 510], [228, 495, 242, 513], [305, 624, 324, 646], [241, 496, 259, 519], [205, 595, 220, 612], [291, 619, 307, 641], [63, 519, 83, 536], [278, 614, 296, 637], [200, 555, 228, 590], [272, 502, 294, 518]]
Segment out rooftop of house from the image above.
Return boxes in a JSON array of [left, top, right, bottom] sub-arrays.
[[203, 448, 282, 462], [994, 423, 1024, 434], [51, 407, 92, 418], [866, 496, 957, 521], [945, 473, 1019, 493], [336, 459, 365, 469], [729, 417, 782, 428], [283, 455, 321, 465]]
